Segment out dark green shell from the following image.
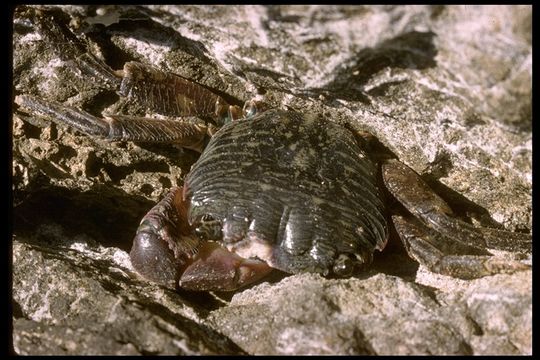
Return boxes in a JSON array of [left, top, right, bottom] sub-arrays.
[[185, 109, 388, 275]]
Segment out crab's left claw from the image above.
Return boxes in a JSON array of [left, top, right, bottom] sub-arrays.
[[179, 242, 273, 291]]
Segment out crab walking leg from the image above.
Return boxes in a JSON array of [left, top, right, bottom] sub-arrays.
[[383, 160, 490, 248], [131, 186, 273, 291], [478, 226, 532, 254], [29, 8, 242, 120], [118, 62, 242, 120], [392, 215, 530, 279], [29, 7, 120, 91], [382, 159, 532, 253], [15, 95, 208, 151]]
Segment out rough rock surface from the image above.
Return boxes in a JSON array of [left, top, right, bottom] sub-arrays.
[[12, 5, 531, 355]]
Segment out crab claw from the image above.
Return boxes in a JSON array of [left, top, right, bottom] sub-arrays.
[[130, 186, 199, 289], [179, 242, 273, 291], [130, 228, 186, 289], [130, 186, 272, 291]]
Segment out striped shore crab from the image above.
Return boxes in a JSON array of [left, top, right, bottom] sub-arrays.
[[14, 7, 531, 292]]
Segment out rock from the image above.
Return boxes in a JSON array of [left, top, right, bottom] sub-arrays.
[[458, 272, 532, 354], [12, 5, 531, 355], [12, 228, 245, 355], [207, 271, 531, 355]]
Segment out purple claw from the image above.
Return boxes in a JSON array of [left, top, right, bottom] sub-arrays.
[[130, 186, 273, 291], [179, 242, 273, 291], [130, 230, 186, 288]]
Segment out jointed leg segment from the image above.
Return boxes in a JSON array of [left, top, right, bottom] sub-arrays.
[[392, 215, 529, 279], [15, 95, 209, 152], [382, 159, 531, 279], [15, 7, 243, 149]]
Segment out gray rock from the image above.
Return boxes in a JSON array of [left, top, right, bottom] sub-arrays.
[[12, 5, 531, 355], [208, 271, 531, 355], [12, 227, 245, 355]]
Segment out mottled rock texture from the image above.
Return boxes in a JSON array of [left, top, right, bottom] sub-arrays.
[[12, 5, 531, 355]]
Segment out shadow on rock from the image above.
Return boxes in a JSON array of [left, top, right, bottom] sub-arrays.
[[14, 184, 155, 251], [307, 31, 438, 102]]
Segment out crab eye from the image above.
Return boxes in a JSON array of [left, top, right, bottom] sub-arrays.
[[243, 102, 257, 118], [333, 254, 355, 277]]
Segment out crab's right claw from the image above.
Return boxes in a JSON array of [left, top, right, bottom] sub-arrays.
[[130, 186, 200, 289], [130, 186, 273, 291], [130, 229, 186, 288]]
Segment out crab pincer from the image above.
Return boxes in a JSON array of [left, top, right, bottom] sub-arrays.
[[130, 186, 272, 291]]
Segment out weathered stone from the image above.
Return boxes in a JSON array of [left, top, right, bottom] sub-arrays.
[[209, 273, 464, 355], [208, 270, 531, 355], [12, 5, 531, 355], [12, 231, 245, 355]]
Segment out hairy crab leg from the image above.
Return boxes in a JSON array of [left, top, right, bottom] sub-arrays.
[[15, 95, 208, 151], [26, 7, 120, 91], [382, 159, 531, 278], [22, 7, 242, 121], [118, 62, 242, 121], [381, 159, 532, 252], [477, 226, 532, 254], [130, 186, 273, 291], [392, 215, 530, 279]]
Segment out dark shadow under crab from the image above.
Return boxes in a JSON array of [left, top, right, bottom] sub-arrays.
[[14, 7, 531, 292]]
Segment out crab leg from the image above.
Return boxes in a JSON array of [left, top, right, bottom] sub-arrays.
[[382, 159, 486, 247], [381, 159, 532, 252], [130, 186, 272, 291], [26, 7, 242, 120], [478, 226, 532, 254], [118, 62, 242, 120], [392, 215, 530, 279], [15, 95, 208, 151], [381, 159, 531, 278], [28, 7, 120, 91]]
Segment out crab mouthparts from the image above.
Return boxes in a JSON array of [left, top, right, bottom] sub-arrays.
[[179, 241, 273, 291]]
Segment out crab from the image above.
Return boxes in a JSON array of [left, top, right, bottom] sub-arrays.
[[14, 7, 531, 292]]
